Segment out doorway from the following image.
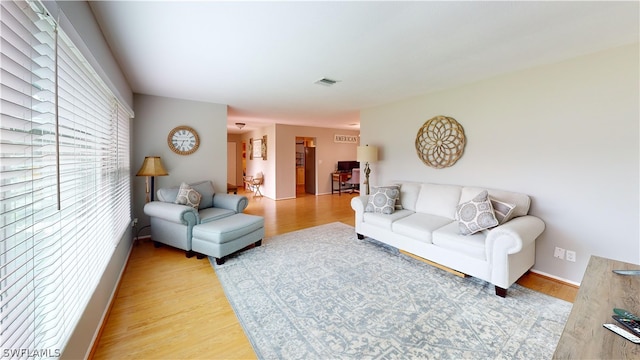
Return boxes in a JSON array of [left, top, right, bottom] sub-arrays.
[[295, 137, 316, 197], [227, 142, 237, 186]]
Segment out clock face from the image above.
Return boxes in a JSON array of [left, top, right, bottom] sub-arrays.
[[168, 126, 200, 155]]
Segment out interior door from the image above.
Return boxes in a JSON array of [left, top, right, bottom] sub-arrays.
[[227, 142, 236, 186], [304, 147, 316, 194]]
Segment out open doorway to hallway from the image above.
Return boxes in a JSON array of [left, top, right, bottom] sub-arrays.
[[295, 137, 316, 197]]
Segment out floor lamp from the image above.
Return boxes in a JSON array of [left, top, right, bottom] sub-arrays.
[[357, 144, 379, 195], [136, 156, 169, 202]]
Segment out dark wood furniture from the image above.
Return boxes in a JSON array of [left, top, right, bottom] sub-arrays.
[[553, 255, 640, 359], [331, 172, 351, 195]]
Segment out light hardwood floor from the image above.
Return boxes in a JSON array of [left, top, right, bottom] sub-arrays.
[[91, 187, 578, 359]]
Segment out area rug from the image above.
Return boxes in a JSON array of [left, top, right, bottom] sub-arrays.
[[210, 222, 571, 360]]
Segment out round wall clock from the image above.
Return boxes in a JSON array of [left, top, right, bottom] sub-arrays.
[[168, 125, 200, 155]]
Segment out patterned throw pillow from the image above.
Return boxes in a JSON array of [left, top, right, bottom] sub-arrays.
[[374, 184, 403, 210], [175, 182, 202, 209], [365, 186, 400, 214], [456, 190, 499, 235], [490, 198, 516, 224]]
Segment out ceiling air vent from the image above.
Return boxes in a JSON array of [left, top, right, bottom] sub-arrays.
[[314, 77, 339, 87]]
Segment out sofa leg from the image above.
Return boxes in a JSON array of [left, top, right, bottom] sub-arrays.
[[153, 241, 162, 248], [255, 239, 262, 247], [196, 253, 206, 260], [495, 286, 507, 297], [186, 250, 195, 258], [357, 233, 364, 240], [215, 257, 225, 265]]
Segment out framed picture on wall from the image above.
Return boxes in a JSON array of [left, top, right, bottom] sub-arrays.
[[252, 138, 262, 159], [261, 135, 267, 160]]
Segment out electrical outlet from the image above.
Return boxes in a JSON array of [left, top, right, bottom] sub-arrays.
[[131, 218, 138, 227], [554, 247, 565, 260], [566, 250, 576, 262]]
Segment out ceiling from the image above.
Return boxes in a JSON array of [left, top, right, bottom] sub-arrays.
[[88, 1, 639, 134]]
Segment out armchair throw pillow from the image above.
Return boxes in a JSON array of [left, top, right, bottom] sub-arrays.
[[175, 182, 202, 209], [456, 190, 499, 235]]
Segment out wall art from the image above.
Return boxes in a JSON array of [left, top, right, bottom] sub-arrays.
[[415, 115, 466, 168]]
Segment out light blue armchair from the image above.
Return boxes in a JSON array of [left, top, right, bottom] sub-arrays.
[[143, 180, 249, 257]]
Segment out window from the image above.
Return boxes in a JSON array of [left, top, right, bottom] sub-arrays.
[[1, 0, 131, 355]]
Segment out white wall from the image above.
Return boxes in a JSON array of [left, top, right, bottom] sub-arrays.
[[274, 124, 360, 199], [132, 94, 228, 229], [241, 124, 359, 199], [360, 44, 639, 284]]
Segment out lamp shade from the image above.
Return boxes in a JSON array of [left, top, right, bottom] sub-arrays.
[[357, 145, 378, 163], [136, 156, 169, 176]]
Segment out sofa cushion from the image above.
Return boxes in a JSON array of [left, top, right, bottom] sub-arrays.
[[415, 183, 462, 219], [397, 182, 421, 211], [156, 186, 180, 203], [199, 207, 236, 224], [175, 182, 202, 208], [190, 181, 215, 209], [460, 187, 530, 218], [456, 190, 499, 235], [392, 213, 453, 244], [432, 222, 487, 260], [363, 209, 413, 231], [365, 186, 400, 214]]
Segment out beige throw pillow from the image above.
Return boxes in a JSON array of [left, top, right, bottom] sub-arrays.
[[490, 198, 516, 224], [175, 182, 202, 209]]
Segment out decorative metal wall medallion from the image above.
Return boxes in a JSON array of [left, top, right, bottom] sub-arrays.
[[415, 115, 466, 168]]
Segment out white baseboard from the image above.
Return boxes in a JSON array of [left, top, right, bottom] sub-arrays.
[[530, 269, 581, 287], [83, 236, 134, 359]]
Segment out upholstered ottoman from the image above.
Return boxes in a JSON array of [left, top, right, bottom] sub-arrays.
[[192, 213, 264, 265]]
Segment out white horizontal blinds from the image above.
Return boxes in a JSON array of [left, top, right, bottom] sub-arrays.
[[113, 103, 131, 238], [1, 0, 132, 355], [55, 7, 131, 348], [54, 13, 113, 349], [1, 0, 58, 352]]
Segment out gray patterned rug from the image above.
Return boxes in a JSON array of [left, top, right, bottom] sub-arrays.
[[210, 222, 571, 359]]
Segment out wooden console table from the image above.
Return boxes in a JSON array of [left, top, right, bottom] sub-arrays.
[[553, 255, 640, 359]]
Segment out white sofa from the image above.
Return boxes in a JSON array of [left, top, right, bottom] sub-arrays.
[[350, 182, 545, 297]]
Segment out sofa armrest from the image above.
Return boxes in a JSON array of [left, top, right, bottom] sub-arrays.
[[143, 201, 199, 226], [212, 193, 249, 213], [350, 195, 370, 228], [486, 215, 545, 289], [485, 215, 545, 262], [350, 195, 369, 213]]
